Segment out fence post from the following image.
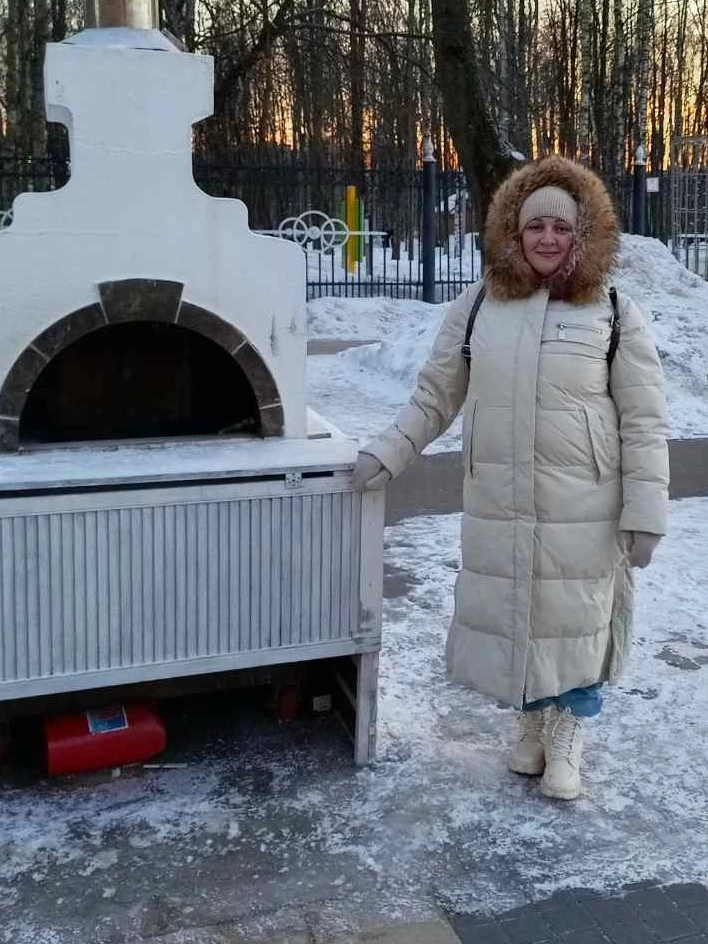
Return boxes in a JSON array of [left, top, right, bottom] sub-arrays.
[[632, 145, 647, 235], [422, 136, 436, 303]]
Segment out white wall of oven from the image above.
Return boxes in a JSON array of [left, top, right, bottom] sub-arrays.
[[0, 33, 308, 438]]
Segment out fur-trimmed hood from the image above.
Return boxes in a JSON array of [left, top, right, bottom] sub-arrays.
[[484, 156, 619, 304]]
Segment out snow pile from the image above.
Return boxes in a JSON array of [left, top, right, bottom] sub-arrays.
[[613, 235, 708, 436], [306, 297, 458, 449], [307, 234, 708, 439], [306, 295, 461, 449], [307, 295, 440, 343]]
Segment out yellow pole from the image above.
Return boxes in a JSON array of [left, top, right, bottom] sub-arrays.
[[345, 185, 358, 274]]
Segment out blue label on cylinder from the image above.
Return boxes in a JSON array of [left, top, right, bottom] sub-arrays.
[[87, 705, 129, 735]]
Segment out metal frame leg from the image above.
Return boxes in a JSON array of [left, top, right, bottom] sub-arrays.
[[353, 650, 379, 765]]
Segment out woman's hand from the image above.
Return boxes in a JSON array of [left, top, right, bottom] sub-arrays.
[[351, 452, 391, 491], [622, 531, 661, 568]]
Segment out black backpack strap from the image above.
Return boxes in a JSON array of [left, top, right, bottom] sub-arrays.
[[607, 286, 620, 367], [462, 283, 487, 366], [462, 283, 619, 368]]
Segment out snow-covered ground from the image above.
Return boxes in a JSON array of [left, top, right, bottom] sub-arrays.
[[2, 499, 708, 939], [307, 234, 708, 441], [302, 231, 482, 286]]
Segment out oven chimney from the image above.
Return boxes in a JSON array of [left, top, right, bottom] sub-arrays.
[[84, 0, 159, 29]]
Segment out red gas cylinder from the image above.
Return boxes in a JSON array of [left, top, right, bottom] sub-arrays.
[[45, 704, 166, 776]]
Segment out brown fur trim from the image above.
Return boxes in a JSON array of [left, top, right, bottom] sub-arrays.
[[483, 156, 619, 304]]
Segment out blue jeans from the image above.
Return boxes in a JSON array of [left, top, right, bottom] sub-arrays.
[[523, 683, 603, 718]]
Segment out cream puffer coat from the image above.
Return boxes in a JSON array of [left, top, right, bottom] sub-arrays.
[[364, 157, 669, 707]]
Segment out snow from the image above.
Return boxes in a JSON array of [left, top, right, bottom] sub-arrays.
[[307, 234, 708, 441], [614, 235, 708, 438], [0, 433, 356, 490], [2, 499, 708, 930], [302, 232, 482, 287], [307, 296, 464, 452]]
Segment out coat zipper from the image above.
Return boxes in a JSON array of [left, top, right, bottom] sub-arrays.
[[557, 321, 603, 341]]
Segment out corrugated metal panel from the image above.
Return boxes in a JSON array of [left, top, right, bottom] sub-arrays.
[[0, 492, 362, 684]]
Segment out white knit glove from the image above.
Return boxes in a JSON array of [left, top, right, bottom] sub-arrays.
[[622, 531, 661, 568], [351, 452, 391, 491]]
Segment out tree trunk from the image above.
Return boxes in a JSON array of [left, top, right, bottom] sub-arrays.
[[692, 0, 708, 134], [30, 0, 51, 155], [161, 0, 196, 51], [592, 0, 610, 172], [349, 0, 366, 187], [613, 0, 627, 179], [5, 0, 26, 153], [672, 0, 689, 141], [419, 0, 434, 138], [634, 0, 653, 159], [579, 0, 592, 163], [430, 0, 515, 222]]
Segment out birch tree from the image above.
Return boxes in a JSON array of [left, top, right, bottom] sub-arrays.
[[578, 0, 593, 163], [634, 0, 653, 161]]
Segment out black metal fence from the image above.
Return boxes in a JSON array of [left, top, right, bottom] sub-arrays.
[[668, 138, 708, 279], [199, 154, 481, 301], [0, 154, 70, 209], [617, 170, 671, 246], [0, 151, 673, 300]]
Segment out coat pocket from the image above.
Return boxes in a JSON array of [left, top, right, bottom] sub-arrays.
[[609, 564, 635, 683], [583, 405, 618, 484], [541, 319, 611, 358], [461, 397, 478, 477], [554, 321, 608, 353]]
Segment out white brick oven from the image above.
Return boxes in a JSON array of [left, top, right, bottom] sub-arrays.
[[0, 12, 383, 763]]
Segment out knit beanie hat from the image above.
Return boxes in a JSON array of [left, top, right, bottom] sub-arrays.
[[518, 185, 578, 231]]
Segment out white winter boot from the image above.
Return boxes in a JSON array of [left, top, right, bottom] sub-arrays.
[[540, 706, 584, 800], [508, 707, 550, 776]]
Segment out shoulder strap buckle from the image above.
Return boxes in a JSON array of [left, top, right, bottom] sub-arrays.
[[607, 286, 620, 368], [462, 283, 487, 367]]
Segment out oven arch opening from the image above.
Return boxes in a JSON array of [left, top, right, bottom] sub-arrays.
[[21, 321, 263, 446], [0, 280, 284, 452]]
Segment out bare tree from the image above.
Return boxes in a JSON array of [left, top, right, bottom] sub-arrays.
[[430, 0, 515, 219], [4, 0, 708, 207], [578, 0, 593, 163], [634, 0, 653, 160]]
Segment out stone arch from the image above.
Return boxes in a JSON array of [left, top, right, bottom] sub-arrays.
[[0, 279, 283, 451]]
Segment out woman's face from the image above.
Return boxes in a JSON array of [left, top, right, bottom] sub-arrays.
[[521, 217, 574, 278]]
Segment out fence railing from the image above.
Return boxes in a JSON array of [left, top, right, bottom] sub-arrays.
[[669, 138, 708, 279], [1, 153, 483, 301], [0, 152, 675, 297]]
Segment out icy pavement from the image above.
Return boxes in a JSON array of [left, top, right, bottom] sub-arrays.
[[1, 497, 707, 943]]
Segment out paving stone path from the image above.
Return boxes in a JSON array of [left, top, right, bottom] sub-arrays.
[[447, 882, 708, 944]]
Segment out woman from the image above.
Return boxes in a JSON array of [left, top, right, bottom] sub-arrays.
[[352, 155, 669, 800]]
